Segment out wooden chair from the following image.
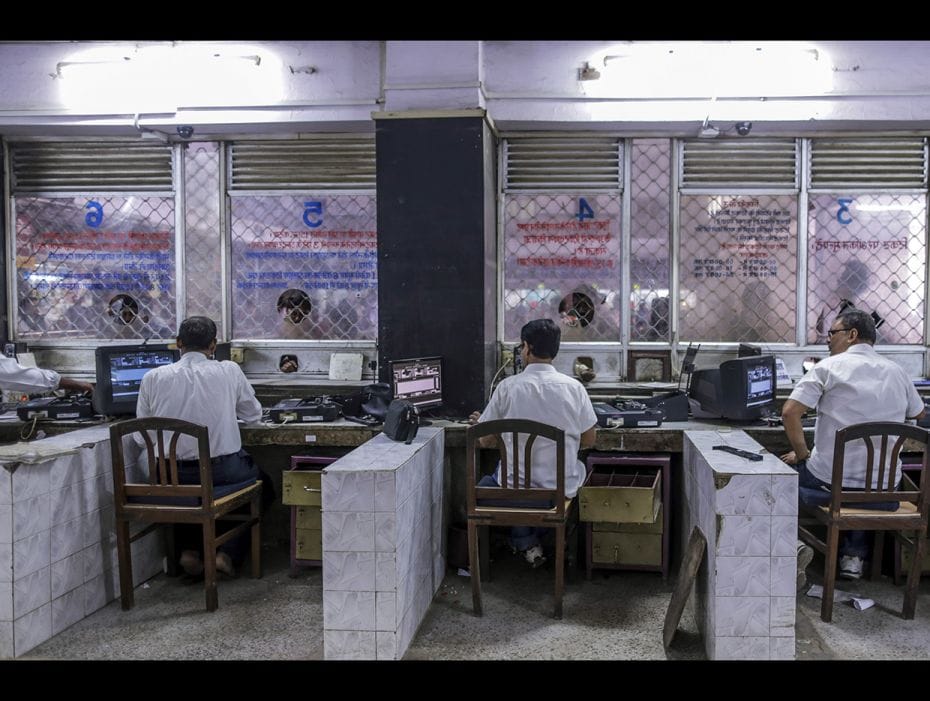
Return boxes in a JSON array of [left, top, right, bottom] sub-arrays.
[[798, 421, 930, 622], [465, 419, 574, 619], [110, 417, 263, 612]]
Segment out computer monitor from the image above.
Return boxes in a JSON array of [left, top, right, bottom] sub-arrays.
[[93, 344, 179, 416], [389, 356, 442, 410], [688, 355, 777, 421]]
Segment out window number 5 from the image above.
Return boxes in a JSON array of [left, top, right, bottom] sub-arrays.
[[836, 198, 854, 225], [303, 201, 323, 228], [85, 201, 103, 228]]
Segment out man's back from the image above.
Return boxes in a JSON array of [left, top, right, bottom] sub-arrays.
[[137, 353, 261, 459], [480, 363, 596, 497], [794, 344, 923, 486]]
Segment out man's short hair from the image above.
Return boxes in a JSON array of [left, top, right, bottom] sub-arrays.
[[521, 318, 561, 359], [177, 316, 217, 351], [835, 308, 876, 344]]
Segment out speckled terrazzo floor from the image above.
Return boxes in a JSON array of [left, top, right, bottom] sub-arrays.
[[17, 544, 930, 661]]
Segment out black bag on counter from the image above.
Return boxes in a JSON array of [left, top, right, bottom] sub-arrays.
[[337, 382, 393, 423], [383, 399, 419, 444]]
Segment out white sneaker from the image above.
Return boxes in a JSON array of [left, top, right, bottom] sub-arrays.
[[797, 542, 814, 590], [523, 544, 547, 569], [839, 555, 863, 580]]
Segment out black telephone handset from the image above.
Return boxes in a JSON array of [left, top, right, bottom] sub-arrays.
[[512, 344, 523, 374]]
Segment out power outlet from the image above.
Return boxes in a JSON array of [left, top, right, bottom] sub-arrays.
[[501, 348, 514, 371], [230, 347, 245, 364]]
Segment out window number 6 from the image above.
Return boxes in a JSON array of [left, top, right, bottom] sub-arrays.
[[85, 201, 104, 228], [303, 201, 323, 228]]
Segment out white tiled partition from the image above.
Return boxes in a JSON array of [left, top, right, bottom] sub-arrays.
[[322, 427, 445, 660], [0, 426, 163, 657], [681, 430, 798, 660]]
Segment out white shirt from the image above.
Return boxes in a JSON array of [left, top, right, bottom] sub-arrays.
[[0, 356, 59, 392], [136, 352, 262, 459], [789, 343, 924, 487], [478, 363, 597, 498]]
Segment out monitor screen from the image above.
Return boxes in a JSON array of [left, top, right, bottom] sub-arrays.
[[93, 344, 179, 416], [688, 355, 776, 421], [389, 356, 442, 410]]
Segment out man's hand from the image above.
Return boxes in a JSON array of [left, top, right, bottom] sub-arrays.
[[780, 450, 803, 465], [58, 377, 94, 395], [468, 411, 481, 425], [280, 359, 298, 373]]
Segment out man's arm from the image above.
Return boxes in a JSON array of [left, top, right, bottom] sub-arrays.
[[57, 377, 94, 395], [780, 398, 812, 464], [579, 423, 597, 450], [234, 368, 262, 424]]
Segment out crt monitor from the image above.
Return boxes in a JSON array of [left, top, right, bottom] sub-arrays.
[[688, 355, 776, 421], [389, 356, 442, 410], [93, 344, 179, 416]]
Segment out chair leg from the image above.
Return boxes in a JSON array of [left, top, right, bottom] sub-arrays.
[[164, 524, 178, 577], [903, 531, 927, 619], [479, 526, 490, 583], [115, 519, 134, 610], [822, 525, 841, 623], [251, 496, 262, 579], [870, 532, 884, 581], [554, 525, 565, 619], [202, 522, 218, 613], [467, 520, 482, 616]]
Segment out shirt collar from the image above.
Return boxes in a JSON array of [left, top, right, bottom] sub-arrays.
[[522, 362, 557, 374]]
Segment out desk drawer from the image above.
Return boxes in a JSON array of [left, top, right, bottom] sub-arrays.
[[295, 528, 323, 560], [295, 505, 322, 530], [283, 471, 322, 507], [591, 531, 662, 566], [579, 468, 660, 524], [593, 505, 663, 535]]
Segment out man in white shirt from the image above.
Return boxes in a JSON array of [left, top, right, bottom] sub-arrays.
[[781, 308, 925, 580], [469, 318, 597, 567], [0, 355, 93, 395], [137, 316, 264, 577]]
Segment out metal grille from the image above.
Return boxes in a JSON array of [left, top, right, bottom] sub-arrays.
[[11, 141, 173, 192], [14, 195, 177, 340], [502, 193, 621, 341], [504, 137, 622, 191], [229, 137, 376, 190], [809, 138, 928, 190], [680, 139, 799, 190], [630, 139, 671, 341], [183, 142, 223, 335], [807, 193, 925, 345], [679, 194, 797, 343], [229, 193, 377, 340]]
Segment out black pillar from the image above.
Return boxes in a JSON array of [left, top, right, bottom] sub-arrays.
[[375, 114, 497, 417]]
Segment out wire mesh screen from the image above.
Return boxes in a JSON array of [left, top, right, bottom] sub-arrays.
[[183, 142, 223, 334], [630, 139, 671, 341], [807, 193, 925, 345], [679, 194, 797, 343], [230, 193, 377, 340], [14, 195, 176, 340], [502, 193, 621, 341]]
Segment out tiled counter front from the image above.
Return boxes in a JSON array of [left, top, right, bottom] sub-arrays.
[[681, 430, 798, 661], [0, 427, 163, 657], [322, 427, 445, 660]]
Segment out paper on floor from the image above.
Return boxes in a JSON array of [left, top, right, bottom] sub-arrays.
[[805, 584, 875, 610]]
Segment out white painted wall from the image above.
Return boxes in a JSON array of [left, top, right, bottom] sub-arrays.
[[1, 41, 929, 137]]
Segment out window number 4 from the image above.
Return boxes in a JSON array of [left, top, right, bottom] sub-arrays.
[[576, 197, 594, 222]]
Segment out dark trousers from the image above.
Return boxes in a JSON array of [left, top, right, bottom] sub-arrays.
[[795, 459, 896, 559], [174, 449, 272, 564]]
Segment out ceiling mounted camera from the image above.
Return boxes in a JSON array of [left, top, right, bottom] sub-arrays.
[[176, 125, 194, 139], [735, 121, 753, 136]]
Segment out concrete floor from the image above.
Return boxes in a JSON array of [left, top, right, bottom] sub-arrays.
[[19, 545, 930, 661]]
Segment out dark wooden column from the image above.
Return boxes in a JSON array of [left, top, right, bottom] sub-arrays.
[[375, 112, 497, 417]]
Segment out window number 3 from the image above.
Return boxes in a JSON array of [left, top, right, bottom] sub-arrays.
[[303, 201, 323, 228], [836, 198, 854, 225], [85, 201, 103, 228]]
